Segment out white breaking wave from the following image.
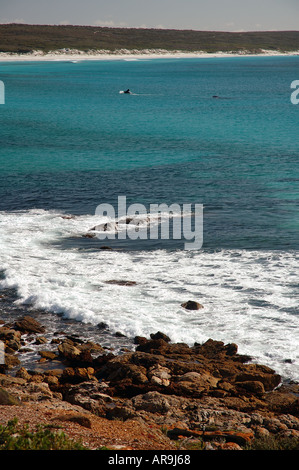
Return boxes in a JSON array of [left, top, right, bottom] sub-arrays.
[[0, 209, 298, 381]]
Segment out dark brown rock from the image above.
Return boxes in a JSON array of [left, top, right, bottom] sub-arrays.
[[134, 336, 148, 345], [181, 300, 204, 310], [15, 367, 31, 380], [14, 316, 45, 334], [103, 355, 149, 385], [194, 338, 238, 359], [263, 390, 299, 415], [4, 353, 21, 369], [150, 332, 171, 342], [57, 340, 98, 367], [235, 380, 265, 395], [35, 336, 48, 345], [136, 338, 190, 356], [57, 340, 81, 360]]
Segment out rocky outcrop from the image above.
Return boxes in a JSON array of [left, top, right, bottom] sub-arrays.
[[97, 336, 282, 404], [0, 315, 298, 450]]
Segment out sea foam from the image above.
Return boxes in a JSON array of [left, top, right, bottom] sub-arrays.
[[0, 208, 298, 381]]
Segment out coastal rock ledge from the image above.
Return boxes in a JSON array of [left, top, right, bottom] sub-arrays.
[[0, 316, 298, 450]]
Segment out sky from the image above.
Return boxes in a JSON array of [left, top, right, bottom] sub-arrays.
[[0, 0, 298, 31]]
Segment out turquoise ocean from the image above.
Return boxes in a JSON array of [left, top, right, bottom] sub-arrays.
[[0, 56, 298, 381]]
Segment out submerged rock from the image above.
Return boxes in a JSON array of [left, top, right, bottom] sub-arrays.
[[105, 280, 137, 286]]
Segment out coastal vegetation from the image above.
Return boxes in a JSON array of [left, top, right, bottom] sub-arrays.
[[1, 24, 299, 54], [0, 418, 87, 450]]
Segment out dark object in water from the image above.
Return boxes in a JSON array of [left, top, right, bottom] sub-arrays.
[[124, 89, 131, 94]]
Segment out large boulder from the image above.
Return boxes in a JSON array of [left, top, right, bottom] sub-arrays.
[[14, 316, 45, 334], [57, 340, 82, 360]]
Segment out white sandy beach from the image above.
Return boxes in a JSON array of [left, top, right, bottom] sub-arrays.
[[0, 48, 298, 62]]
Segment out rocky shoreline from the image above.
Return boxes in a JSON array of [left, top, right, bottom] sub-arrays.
[[0, 314, 298, 450]]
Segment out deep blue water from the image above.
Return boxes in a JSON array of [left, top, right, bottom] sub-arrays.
[[0, 56, 298, 250]]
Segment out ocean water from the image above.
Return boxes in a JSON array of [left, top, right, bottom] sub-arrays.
[[0, 56, 298, 381]]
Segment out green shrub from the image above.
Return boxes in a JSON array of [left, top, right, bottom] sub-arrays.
[[247, 435, 299, 451], [0, 418, 88, 450]]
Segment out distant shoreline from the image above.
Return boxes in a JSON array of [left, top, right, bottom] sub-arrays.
[[1, 48, 299, 62], [2, 24, 299, 57]]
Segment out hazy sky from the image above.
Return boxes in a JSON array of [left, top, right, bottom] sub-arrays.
[[0, 0, 298, 31]]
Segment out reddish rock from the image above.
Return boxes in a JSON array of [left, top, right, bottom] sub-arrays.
[[134, 336, 148, 346]]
